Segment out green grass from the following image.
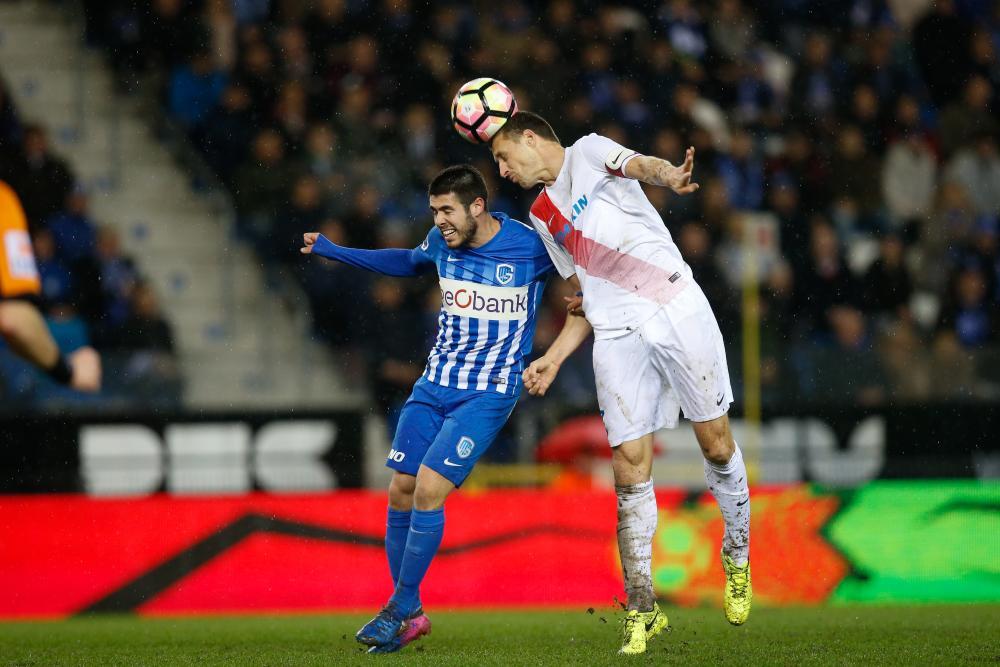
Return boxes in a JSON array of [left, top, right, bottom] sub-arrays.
[[1, 606, 998, 666]]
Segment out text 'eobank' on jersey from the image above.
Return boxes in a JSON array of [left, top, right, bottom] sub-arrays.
[[438, 277, 529, 321]]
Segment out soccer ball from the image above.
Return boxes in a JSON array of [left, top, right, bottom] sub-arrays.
[[451, 78, 518, 144]]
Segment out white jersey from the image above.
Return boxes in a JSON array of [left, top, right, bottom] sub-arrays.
[[528, 133, 692, 340]]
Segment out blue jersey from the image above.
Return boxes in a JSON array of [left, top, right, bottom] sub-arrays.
[[415, 212, 554, 396]]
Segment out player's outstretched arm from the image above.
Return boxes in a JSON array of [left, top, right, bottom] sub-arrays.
[[524, 278, 592, 397], [624, 147, 700, 195], [301, 232, 432, 277], [0, 300, 101, 392]]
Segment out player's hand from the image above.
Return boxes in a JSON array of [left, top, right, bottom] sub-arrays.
[[69, 346, 101, 392], [524, 356, 560, 397], [301, 232, 319, 254], [669, 147, 699, 195], [564, 294, 584, 316]]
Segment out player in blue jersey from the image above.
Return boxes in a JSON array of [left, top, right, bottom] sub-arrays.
[[302, 165, 570, 654]]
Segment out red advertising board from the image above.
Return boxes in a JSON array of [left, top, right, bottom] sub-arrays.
[[0, 488, 848, 617]]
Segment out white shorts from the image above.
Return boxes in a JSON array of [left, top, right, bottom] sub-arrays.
[[593, 283, 733, 446]]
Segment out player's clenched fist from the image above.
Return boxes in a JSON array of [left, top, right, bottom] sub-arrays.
[[301, 232, 320, 253]]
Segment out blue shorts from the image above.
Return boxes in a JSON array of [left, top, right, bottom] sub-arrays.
[[386, 377, 519, 486]]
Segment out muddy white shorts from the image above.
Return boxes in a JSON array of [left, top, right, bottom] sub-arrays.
[[593, 283, 733, 446]]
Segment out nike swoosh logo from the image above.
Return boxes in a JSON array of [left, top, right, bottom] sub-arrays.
[[716, 395, 725, 406], [443, 458, 463, 467], [611, 149, 625, 165], [736, 498, 749, 506], [446, 256, 462, 263]]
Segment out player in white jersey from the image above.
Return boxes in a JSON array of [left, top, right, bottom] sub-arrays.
[[489, 112, 752, 654]]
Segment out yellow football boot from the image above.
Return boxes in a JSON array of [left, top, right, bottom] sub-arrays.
[[721, 551, 752, 625], [618, 603, 668, 655]]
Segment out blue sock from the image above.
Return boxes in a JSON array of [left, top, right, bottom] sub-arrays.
[[389, 507, 444, 617], [385, 507, 411, 586]]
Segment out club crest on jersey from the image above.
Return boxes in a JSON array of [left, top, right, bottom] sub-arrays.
[[495, 263, 515, 285], [456, 436, 475, 459], [420, 237, 429, 251]]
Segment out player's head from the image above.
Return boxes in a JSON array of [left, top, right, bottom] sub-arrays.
[[490, 111, 561, 188], [428, 165, 489, 248]]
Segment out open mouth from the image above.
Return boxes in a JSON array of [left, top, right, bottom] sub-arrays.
[[442, 228, 457, 240]]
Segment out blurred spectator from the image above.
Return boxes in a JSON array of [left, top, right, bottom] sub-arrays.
[[882, 132, 938, 225], [274, 175, 325, 264], [828, 125, 884, 233], [168, 51, 228, 131], [715, 128, 764, 211], [112, 280, 183, 406], [93, 225, 139, 340], [362, 276, 426, 431], [938, 76, 996, 157], [232, 128, 297, 247], [114, 280, 176, 354], [879, 320, 931, 401], [45, 187, 97, 265], [197, 83, 256, 181], [936, 265, 1000, 348], [918, 181, 979, 292], [912, 0, 973, 108], [794, 221, 862, 335], [943, 131, 1000, 217], [8, 125, 74, 229], [863, 234, 913, 326], [33, 228, 75, 308], [790, 32, 842, 122], [795, 305, 886, 405]]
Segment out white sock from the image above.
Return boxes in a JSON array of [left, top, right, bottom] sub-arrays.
[[704, 443, 750, 566], [615, 479, 658, 612]]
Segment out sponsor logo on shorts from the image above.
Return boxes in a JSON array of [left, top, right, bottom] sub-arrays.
[[456, 436, 475, 459], [669, 271, 681, 283], [443, 458, 463, 467], [439, 277, 528, 321], [387, 449, 406, 463]]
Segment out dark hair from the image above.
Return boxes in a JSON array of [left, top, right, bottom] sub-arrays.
[[493, 110, 560, 144], [428, 164, 489, 209]]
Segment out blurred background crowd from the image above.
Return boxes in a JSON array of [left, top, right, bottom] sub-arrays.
[[0, 80, 182, 408], [6, 0, 1000, 417]]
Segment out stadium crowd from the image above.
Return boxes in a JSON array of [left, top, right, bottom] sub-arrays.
[[0, 78, 181, 409], [77, 0, 1000, 415]]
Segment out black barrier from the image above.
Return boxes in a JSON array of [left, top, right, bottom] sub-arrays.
[[0, 411, 365, 493], [0, 404, 996, 494], [520, 402, 1000, 486]]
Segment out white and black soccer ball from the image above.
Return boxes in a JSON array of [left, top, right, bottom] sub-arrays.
[[451, 77, 518, 144]]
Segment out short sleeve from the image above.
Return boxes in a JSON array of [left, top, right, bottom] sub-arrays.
[[575, 133, 642, 178], [528, 213, 576, 280]]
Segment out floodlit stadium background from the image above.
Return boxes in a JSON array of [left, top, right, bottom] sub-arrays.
[[0, 0, 997, 617]]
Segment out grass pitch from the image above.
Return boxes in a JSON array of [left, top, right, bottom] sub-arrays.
[[1, 605, 997, 666]]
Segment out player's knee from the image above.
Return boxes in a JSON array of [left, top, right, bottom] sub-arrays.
[[388, 474, 416, 510], [412, 485, 447, 511], [699, 431, 734, 466]]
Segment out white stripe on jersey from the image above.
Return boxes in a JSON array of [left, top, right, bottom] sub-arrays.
[[475, 320, 511, 391], [424, 311, 449, 383], [455, 323, 485, 390], [437, 314, 471, 386], [495, 319, 527, 393]]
